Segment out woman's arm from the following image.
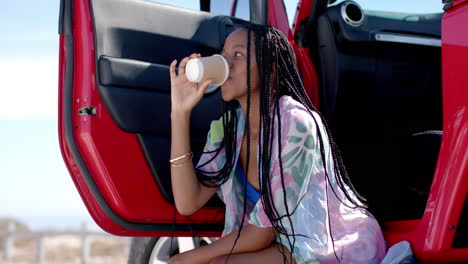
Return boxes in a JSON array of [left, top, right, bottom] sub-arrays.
[[169, 53, 218, 215], [170, 111, 218, 215], [169, 224, 275, 264]]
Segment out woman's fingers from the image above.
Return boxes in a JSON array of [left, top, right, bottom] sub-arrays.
[[171, 53, 200, 79], [170, 59, 177, 79], [178, 56, 191, 76], [179, 53, 200, 76]]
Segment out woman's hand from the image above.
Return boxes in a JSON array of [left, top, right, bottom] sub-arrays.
[[170, 53, 212, 114]]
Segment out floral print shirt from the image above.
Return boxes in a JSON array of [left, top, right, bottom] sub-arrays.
[[196, 96, 387, 263]]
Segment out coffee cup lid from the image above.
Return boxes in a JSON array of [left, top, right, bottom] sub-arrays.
[[185, 59, 204, 83]]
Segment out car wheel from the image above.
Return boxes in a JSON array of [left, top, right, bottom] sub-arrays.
[[128, 236, 214, 264]]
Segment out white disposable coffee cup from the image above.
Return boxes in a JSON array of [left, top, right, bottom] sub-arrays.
[[185, 54, 229, 87]]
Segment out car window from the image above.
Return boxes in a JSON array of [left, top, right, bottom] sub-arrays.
[[210, 1, 232, 16], [147, 0, 200, 11], [284, 0, 300, 28], [233, 0, 250, 21], [329, 0, 443, 16], [211, 0, 250, 21], [150, 0, 251, 22]]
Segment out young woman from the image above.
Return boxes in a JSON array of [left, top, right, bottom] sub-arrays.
[[168, 24, 387, 264]]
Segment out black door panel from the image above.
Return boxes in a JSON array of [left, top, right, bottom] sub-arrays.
[[98, 56, 172, 93], [90, 0, 236, 205]]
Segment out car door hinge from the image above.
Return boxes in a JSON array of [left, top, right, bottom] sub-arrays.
[[78, 106, 97, 116]]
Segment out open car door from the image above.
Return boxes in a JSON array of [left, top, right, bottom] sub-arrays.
[[58, 0, 248, 236]]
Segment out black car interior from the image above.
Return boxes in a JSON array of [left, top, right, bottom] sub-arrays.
[[306, 1, 443, 222], [91, 0, 242, 205]]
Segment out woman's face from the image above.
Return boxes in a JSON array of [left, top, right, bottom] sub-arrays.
[[220, 28, 259, 102]]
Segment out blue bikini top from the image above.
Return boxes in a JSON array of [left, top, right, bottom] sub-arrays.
[[237, 161, 261, 204]]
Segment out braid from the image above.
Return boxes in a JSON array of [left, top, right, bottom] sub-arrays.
[[195, 100, 238, 186]]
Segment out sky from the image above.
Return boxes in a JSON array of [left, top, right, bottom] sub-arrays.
[[0, 0, 443, 231], [0, 1, 93, 230]]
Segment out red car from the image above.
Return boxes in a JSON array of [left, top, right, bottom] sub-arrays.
[[58, 0, 468, 262]]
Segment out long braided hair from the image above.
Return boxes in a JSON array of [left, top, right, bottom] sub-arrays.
[[196, 23, 366, 263]]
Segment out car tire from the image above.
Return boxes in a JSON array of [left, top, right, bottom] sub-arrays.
[[128, 236, 214, 264], [128, 237, 158, 264]]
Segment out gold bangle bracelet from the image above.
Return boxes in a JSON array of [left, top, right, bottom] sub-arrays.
[[169, 155, 193, 167], [170, 160, 191, 167], [169, 152, 193, 164], [170, 155, 192, 165]]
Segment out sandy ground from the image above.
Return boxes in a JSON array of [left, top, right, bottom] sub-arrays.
[[0, 234, 131, 264]]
